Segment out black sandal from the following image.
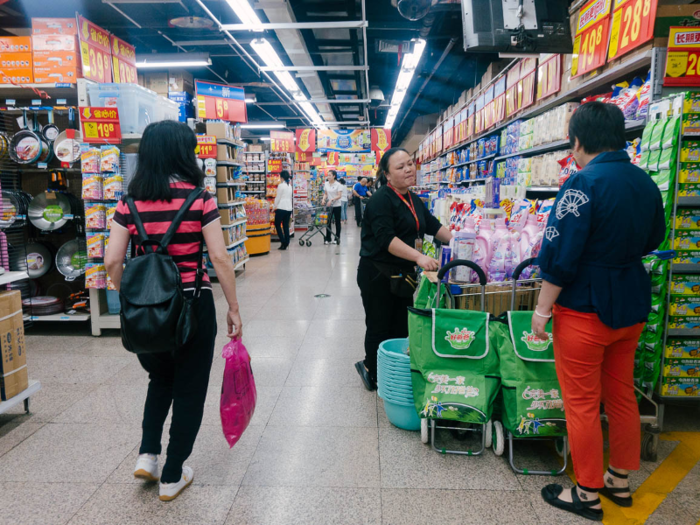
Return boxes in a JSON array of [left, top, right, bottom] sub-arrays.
[[600, 468, 633, 507], [542, 484, 604, 522]]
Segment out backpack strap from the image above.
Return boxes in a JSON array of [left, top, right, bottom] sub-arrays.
[[159, 188, 205, 249], [125, 196, 154, 253]]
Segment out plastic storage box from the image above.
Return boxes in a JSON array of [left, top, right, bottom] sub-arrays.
[[87, 83, 157, 134], [154, 95, 180, 123]]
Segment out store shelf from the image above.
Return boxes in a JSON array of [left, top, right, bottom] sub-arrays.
[[672, 263, 700, 274], [217, 138, 247, 148], [526, 186, 560, 193], [216, 182, 246, 187], [217, 160, 245, 167], [625, 119, 646, 132], [678, 197, 700, 207], [234, 257, 249, 270], [245, 170, 266, 173], [0, 380, 41, 416], [494, 139, 571, 162], [0, 83, 77, 100], [245, 180, 265, 184], [241, 190, 264, 194], [667, 328, 700, 337], [28, 313, 90, 322], [218, 201, 246, 208], [122, 133, 142, 141], [228, 237, 248, 249], [0, 271, 28, 286], [94, 311, 120, 329], [222, 218, 247, 228]]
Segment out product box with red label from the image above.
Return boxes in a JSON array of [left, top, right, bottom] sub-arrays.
[[31, 17, 79, 35], [0, 291, 27, 401]]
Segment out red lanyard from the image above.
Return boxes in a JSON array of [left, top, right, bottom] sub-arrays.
[[388, 184, 420, 232]]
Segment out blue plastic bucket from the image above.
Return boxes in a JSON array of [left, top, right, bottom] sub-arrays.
[[382, 398, 421, 431], [378, 339, 410, 359]]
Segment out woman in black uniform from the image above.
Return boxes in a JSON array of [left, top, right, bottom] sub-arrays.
[[355, 148, 453, 390]]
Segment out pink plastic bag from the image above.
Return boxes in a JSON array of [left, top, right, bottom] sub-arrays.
[[220, 339, 257, 448]]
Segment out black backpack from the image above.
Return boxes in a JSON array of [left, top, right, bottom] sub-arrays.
[[119, 188, 204, 354]]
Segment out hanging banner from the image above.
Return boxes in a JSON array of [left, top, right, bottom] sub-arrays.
[[195, 135, 217, 159], [371, 128, 391, 154], [79, 106, 121, 144], [505, 63, 521, 117], [536, 54, 562, 100], [518, 57, 538, 111], [664, 26, 700, 86], [493, 76, 507, 125], [295, 128, 316, 153], [571, 0, 612, 78], [607, 0, 658, 61], [195, 80, 247, 123], [270, 130, 294, 153], [327, 152, 339, 165], [267, 159, 283, 172], [110, 34, 136, 84], [309, 156, 324, 166], [77, 15, 112, 83], [317, 129, 370, 153]]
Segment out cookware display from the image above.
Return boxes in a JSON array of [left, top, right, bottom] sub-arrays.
[[52, 108, 81, 164], [56, 239, 87, 281], [28, 191, 72, 231], [9, 111, 43, 165]]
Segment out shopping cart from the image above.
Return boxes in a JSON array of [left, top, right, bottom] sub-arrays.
[[408, 260, 501, 456], [490, 258, 568, 476], [297, 206, 338, 247]]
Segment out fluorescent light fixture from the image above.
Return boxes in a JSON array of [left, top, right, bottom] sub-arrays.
[[499, 52, 539, 58], [241, 122, 286, 129], [384, 39, 426, 130], [135, 53, 211, 68], [245, 95, 257, 103], [224, 0, 264, 31], [260, 137, 271, 141]]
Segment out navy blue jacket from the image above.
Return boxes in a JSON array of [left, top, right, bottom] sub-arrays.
[[537, 150, 666, 329]]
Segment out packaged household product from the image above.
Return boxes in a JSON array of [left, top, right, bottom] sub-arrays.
[[100, 145, 120, 173], [664, 358, 700, 378], [647, 149, 661, 172], [639, 122, 655, 152], [204, 158, 216, 176], [85, 203, 106, 230], [473, 219, 494, 277], [636, 71, 652, 120], [684, 92, 700, 114], [679, 183, 700, 197], [666, 339, 700, 359], [657, 149, 676, 171], [87, 232, 105, 258], [661, 116, 681, 150], [681, 141, 700, 162], [105, 203, 117, 231], [680, 163, 700, 184], [683, 113, 700, 136], [536, 198, 555, 227], [440, 246, 451, 284], [558, 155, 579, 187], [661, 377, 700, 397], [675, 209, 700, 231], [85, 262, 106, 289], [674, 231, 700, 251], [103, 175, 123, 201], [451, 231, 475, 283], [81, 174, 103, 200], [652, 170, 673, 192], [81, 147, 100, 173], [649, 120, 667, 151], [610, 78, 642, 120], [668, 315, 700, 331]]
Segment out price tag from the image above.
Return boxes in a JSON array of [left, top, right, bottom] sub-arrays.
[[31, 99, 41, 106], [664, 27, 700, 86], [37, 162, 47, 169], [77, 16, 113, 84], [110, 34, 137, 84], [607, 0, 657, 61], [195, 80, 247, 123], [57, 99, 67, 105], [572, 0, 612, 77], [79, 106, 121, 144], [270, 131, 295, 153], [196, 135, 217, 159], [5, 99, 15, 106]]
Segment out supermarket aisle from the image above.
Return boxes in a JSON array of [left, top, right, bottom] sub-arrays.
[[0, 224, 699, 524]]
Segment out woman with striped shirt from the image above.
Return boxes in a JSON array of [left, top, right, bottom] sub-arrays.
[[105, 121, 242, 502]]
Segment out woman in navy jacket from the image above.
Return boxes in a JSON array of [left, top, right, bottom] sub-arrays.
[[533, 102, 666, 521]]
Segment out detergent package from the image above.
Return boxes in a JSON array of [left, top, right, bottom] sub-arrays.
[[636, 71, 652, 120], [662, 377, 700, 397], [681, 141, 700, 163], [666, 339, 700, 359], [662, 116, 681, 150], [664, 358, 700, 379]]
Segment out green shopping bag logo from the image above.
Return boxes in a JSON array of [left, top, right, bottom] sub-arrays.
[[520, 331, 553, 352], [426, 372, 480, 398], [522, 385, 563, 411], [445, 328, 476, 350]]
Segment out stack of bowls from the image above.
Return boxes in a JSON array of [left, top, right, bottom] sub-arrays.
[[377, 338, 421, 431]]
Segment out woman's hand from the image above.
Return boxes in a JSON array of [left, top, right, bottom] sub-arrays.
[[416, 254, 439, 271], [227, 308, 242, 339], [531, 310, 550, 341]]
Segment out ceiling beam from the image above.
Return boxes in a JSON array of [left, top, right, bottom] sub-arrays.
[[220, 21, 367, 31], [259, 65, 367, 72], [254, 99, 370, 106]]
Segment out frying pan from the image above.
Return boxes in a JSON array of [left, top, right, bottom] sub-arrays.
[[0, 131, 10, 161], [56, 239, 87, 281], [9, 111, 43, 165], [0, 191, 20, 229], [16, 242, 53, 279], [42, 110, 60, 143], [28, 191, 72, 231], [52, 108, 81, 164]]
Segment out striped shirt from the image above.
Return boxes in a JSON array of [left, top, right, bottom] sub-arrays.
[[113, 181, 220, 290]]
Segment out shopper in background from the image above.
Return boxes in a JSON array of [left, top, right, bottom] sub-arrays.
[[105, 120, 243, 502], [274, 170, 293, 250], [355, 147, 452, 390], [323, 169, 343, 245], [533, 102, 665, 521], [353, 177, 371, 226], [339, 178, 349, 224]]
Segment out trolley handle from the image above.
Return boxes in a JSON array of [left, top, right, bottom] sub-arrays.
[[511, 257, 537, 281], [437, 259, 487, 286]]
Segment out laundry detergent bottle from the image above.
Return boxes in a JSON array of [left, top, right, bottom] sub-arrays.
[[473, 218, 494, 279]]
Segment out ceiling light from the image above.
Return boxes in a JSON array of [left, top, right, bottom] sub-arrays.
[[224, 0, 264, 31], [135, 53, 211, 68], [384, 38, 426, 129], [241, 122, 286, 129], [245, 95, 257, 103]]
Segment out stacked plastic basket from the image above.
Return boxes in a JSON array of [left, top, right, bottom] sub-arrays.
[[377, 338, 421, 431]]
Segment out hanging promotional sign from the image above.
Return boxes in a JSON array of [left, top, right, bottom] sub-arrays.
[[371, 128, 391, 154], [110, 34, 136, 84], [607, 0, 658, 61], [518, 57, 538, 110], [571, 0, 612, 77], [317, 129, 370, 153], [505, 63, 521, 117], [665, 26, 700, 86], [536, 54, 562, 100], [79, 106, 121, 144], [267, 158, 283, 172], [77, 15, 112, 83], [195, 135, 217, 159], [270, 130, 294, 153], [493, 76, 507, 125], [295, 128, 316, 153], [195, 80, 247, 123]]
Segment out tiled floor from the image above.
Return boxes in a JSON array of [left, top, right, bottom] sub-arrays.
[[3, 224, 700, 524]]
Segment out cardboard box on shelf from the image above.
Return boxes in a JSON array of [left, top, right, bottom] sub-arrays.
[[654, 5, 700, 43], [206, 121, 235, 140], [31, 17, 79, 35], [0, 37, 31, 53], [144, 71, 168, 95], [31, 35, 78, 52], [33, 65, 80, 84], [32, 50, 79, 68], [1, 68, 33, 84], [0, 53, 32, 69], [481, 60, 508, 86], [248, 144, 263, 152], [168, 69, 193, 93], [0, 291, 28, 401], [137, 72, 145, 87]]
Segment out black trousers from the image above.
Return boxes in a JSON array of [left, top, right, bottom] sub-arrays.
[[357, 257, 413, 382], [354, 198, 363, 226], [274, 209, 292, 247], [325, 206, 342, 243], [137, 289, 216, 483]]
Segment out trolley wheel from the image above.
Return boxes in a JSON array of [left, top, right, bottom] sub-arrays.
[[299, 240, 305, 246], [420, 418, 429, 444], [23, 398, 30, 414], [493, 420, 505, 457], [306, 241, 312, 247], [485, 419, 493, 449], [641, 432, 658, 462], [555, 437, 567, 458]]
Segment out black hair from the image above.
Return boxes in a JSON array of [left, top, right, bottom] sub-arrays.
[[328, 169, 337, 180], [128, 120, 204, 201], [568, 101, 626, 154], [376, 147, 409, 187], [280, 170, 290, 184], [339, 178, 346, 184]]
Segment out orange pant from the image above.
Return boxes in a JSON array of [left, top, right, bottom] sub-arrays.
[[553, 305, 644, 489]]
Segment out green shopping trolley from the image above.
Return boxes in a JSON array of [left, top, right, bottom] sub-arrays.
[[408, 260, 501, 456], [490, 258, 568, 475]]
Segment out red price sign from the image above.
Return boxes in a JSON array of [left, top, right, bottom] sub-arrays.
[[77, 15, 112, 83], [195, 81, 247, 123], [664, 27, 700, 86], [607, 0, 657, 61], [196, 135, 217, 159], [110, 34, 137, 84], [268, 159, 283, 172], [79, 106, 121, 144], [572, 0, 612, 77], [270, 131, 294, 153]]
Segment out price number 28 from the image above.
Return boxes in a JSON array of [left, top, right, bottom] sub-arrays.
[[620, 0, 652, 49]]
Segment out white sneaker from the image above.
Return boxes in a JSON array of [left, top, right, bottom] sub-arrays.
[[159, 466, 194, 502], [324, 241, 329, 245], [331, 240, 338, 244], [134, 453, 159, 482]]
